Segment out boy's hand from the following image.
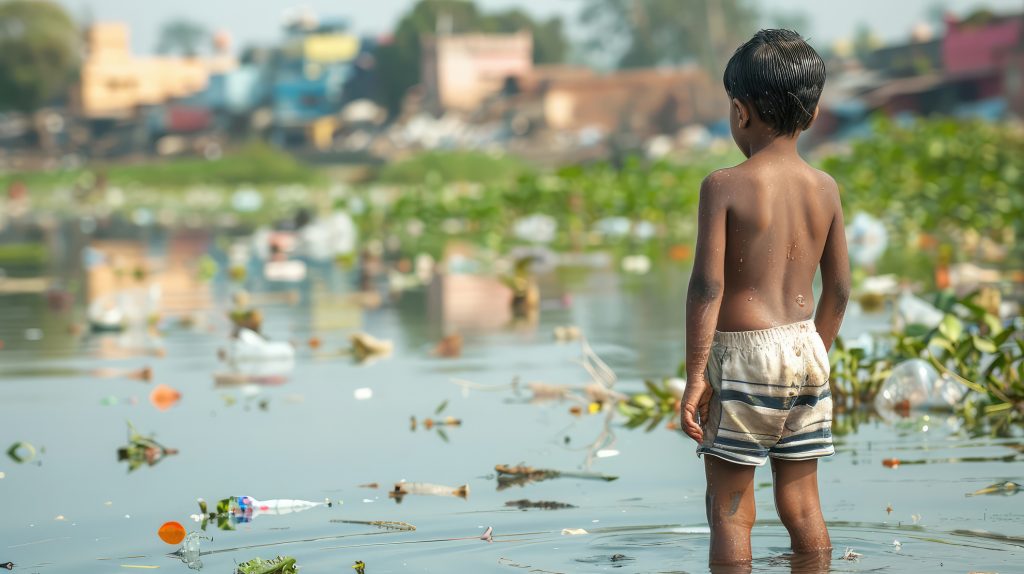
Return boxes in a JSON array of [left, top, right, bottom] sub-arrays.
[[680, 376, 711, 443]]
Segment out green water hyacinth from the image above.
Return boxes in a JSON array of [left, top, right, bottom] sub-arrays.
[[235, 556, 298, 574]]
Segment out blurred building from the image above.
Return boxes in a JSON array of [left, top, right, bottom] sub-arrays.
[[270, 18, 373, 148], [74, 23, 237, 119], [537, 67, 721, 135], [421, 31, 533, 112]]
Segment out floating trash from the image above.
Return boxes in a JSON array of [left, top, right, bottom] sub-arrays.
[[6, 441, 37, 464], [158, 521, 186, 545], [433, 333, 463, 358], [480, 526, 494, 543], [172, 531, 207, 570], [561, 528, 588, 536], [553, 325, 582, 342], [620, 254, 651, 275], [494, 464, 618, 489], [350, 333, 393, 362], [505, 499, 576, 510], [966, 481, 1020, 497], [840, 547, 862, 561], [331, 520, 415, 531], [229, 329, 295, 363], [354, 388, 373, 400], [874, 359, 964, 414], [149, 384, 182, 411], [389, 482, 469, 502], [117, 422, 178, 473], [352, 561, 365, 574]]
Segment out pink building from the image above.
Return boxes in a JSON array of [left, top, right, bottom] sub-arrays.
[[420, 31, 533, 112], [943, 12, 1022, 75]]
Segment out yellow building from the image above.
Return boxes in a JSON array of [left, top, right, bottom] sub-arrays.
[[75, 23, 237, 119]]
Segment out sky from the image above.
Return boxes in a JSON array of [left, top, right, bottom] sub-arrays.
[[56, 0, 1024, 55]]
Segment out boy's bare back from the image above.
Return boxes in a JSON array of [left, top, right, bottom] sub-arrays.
[[704, 153, 844, 333]]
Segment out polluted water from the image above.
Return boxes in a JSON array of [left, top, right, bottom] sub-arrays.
[[1, 256, 1022, 573]]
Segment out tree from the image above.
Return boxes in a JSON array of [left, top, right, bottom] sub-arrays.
[[579, 0, 759, 72], [480, 8, 568, 64], [374, 0, 568, 116], [156, 18, 208, 57], [766, 9, 811, 36], [0, 0, 78, 114]]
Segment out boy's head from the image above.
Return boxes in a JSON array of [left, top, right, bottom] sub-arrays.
[[724, 29, 825, 140]]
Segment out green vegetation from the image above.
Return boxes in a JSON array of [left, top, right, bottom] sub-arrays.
[[829, 290, 1023, 434], [0, 0, 78, 114], [1, 142, 323, 190], [376, 150, 532, 185], [823, 117, 1024, 271], [362, 151, 742, 258], [0, 243, 48, 266]]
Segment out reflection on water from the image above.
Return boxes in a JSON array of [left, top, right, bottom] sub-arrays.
[[0, 231, 1022, 573]]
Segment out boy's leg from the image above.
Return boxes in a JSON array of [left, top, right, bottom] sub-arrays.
[[770, 458, 831, 554], [704, 456, 757, 565]]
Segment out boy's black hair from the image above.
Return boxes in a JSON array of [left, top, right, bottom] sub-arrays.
[[723, 29, 826, 136]]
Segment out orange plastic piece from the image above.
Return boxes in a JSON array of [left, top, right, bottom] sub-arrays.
[[149, 384, 182, 411], [158, 521, 186, 544], [882, 458, 900, 468]]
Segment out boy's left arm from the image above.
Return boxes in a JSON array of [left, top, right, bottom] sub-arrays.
[[681, 174, 728, 443]]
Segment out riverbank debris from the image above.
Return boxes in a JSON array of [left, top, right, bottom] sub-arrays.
[[966, 481, 1020, 497], [494, 464, 618, 490], [235, 556, 297, 574], [481, 526, 494, 542], [505, 499, 576, 510], [561, 528, 588, 536], [352, 561, 365, 574], [118, 422, 178, 472], [389, 482, 469, 502], [1, 562, 13, 570], [434, 333, 462, 358], [350, 333, 393, 362]]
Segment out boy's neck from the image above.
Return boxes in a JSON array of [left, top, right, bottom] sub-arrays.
[[747, 133, 801, 159]]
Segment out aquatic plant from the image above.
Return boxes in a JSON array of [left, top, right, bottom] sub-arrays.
[[830, 290, 1023, 432], [235, 556, 297, 574]]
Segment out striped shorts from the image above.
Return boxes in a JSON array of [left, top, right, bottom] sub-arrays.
[[696, 320, 834, 466]]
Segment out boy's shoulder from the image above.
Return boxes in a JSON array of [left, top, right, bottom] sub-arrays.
[[704, 161, 839, 193]]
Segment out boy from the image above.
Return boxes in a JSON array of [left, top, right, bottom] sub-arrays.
[[679, 29, 850, 566]]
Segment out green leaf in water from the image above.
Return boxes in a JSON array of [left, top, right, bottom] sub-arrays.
[[939, 315, 963, 342]]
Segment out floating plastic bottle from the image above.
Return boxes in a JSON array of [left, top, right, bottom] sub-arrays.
[[227, 496, 322, 523], [873, 359, 965, 414]]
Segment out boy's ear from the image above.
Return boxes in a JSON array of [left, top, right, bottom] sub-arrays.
[[804, 105, 820, 131], [732, 98, 750, 128]]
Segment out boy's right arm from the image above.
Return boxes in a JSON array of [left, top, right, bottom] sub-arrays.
[[814, 182, 851, 351]]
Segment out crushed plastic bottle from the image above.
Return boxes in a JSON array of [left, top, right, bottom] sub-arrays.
[[873, 359, 966, 415], [174, 531, 208, 571]]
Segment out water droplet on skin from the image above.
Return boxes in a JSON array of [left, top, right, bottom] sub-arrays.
[[796, 294, 806, 307], [739, 258, 744, 263]]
